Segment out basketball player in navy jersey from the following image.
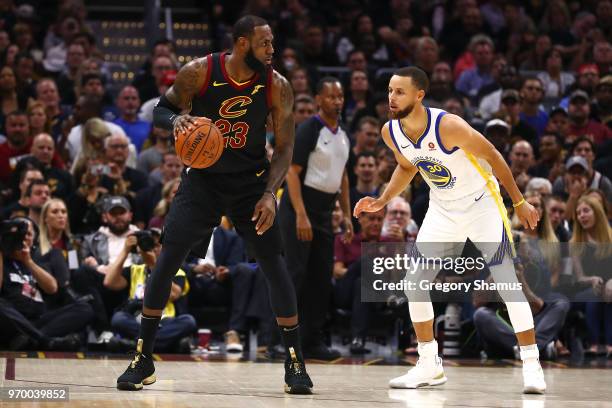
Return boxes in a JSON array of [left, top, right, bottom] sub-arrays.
[[116, 15, 313, 394], [355, 67, 546, 394]]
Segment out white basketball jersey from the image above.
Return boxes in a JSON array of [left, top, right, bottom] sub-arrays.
[[388, 107, 499, 203]]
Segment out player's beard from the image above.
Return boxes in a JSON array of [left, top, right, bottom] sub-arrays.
[[245, 47, 266, 74], [388, 102, 415, 120]]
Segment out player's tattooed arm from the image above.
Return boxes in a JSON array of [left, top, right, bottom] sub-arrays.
[[251, 71, 294, 235], [159, 57, 208, 134], [268, 71, 295, 192]]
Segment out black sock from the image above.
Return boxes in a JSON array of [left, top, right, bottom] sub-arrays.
[[138, 313, 161, 356], [280, 324, 303, 362]]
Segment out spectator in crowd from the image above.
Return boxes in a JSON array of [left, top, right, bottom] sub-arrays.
[[350, 152, 380, 230], [0, 217, 94, 351], [138, 70, 176, 124], [414, 37, 439, 78], [571, 196, 612, 356], [30, 133, 73, 200], [346, 49, 368, 74], [508, 140, 535, 192], [331, 200, 344, 236], [531, 132, 565, 182], [13, 52, 35, 100], [567, 90, 612, 146], [99, 133, 148, 199], [570, 137, 612, 200], [546, 106, 570, 142], [519, 76, 548, 139], [381, 196, 418, 242], [569, 64, 601, 98], [42, 13, 82, 73], [301, 23, 338, 69], [279, 77, 353, 360], [1, 166, 44, 220], [136, 126, 173, 179], [478, 63, 520, 121], [455, 34, 496, 103], [35, 79, 67, 142], [113, 85, 151, 152], [292, 95, 315, 127], [27, 102, 51, 138], [343, 70, 371, 127], [592, 75, 612, 127], [546, 195, 571, 242], [498, 89, 538, 145], [134, 55, 174, 103], [593, 41, 611, 76], [553, 156, 611, 221], [39, 198, 74, 259], [104, 229, 196, 353], [186, 226, 264, 353], [440, 6, 493, 63], [134, 152, 182, 228], [287, 67, 312, 97], [376, 145, 397, 186], [484, 118, 512, 158], [474, 55, 506, 105], [65, 94, 128, 163], [24, 179, 50, 227], [0, 110, 30, 183], [56, 41, 86, 105], [148, 177, 180, 229], [538, 48, 575, 99], [348, 116, 380, 186], [71, 117, 110, 178], [0, 65, 29, 134], [333, 208, 386, 354], [425, 61, 454, 108], [525, 178, 553, 197]]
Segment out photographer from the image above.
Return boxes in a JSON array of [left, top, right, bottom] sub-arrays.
[[71, 196, 139, 341], [0, 218, 94, 350], [68, 158, 111, 235], [104, 229, 196, 353]]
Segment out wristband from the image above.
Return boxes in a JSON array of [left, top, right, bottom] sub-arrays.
[[264, 189, 277, 201], [512, 198, 525, 208]]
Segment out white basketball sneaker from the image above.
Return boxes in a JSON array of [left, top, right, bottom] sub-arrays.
[[389, 340, 447, 389], [520, 345, 546, 394]]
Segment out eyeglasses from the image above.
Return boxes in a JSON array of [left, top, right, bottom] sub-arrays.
[[109, 144, 128, 149], [389, 210, 409, 216], [525, 86, 543, 92]]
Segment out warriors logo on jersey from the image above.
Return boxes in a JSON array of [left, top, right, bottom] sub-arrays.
[[413, 158, 456, 189]]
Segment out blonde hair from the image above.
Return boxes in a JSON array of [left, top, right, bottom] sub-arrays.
[[571, 195, 612, 258], [153, 178, 180, 217], [71, 117, 110, 176], [39, 198, 71, 256], [27, 100, 51, 134], [520, 191, 560, 271]]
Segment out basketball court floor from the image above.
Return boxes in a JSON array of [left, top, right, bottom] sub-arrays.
[[1, 351, 610, 407]]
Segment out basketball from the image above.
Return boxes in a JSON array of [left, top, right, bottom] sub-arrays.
[[174, 118, 224, 168]]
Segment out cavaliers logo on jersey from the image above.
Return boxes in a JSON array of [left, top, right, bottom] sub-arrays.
[[219, 96, 252, 119], [414, 159, 454, 188]]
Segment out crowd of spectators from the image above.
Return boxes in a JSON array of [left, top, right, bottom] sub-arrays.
[[0, 0, 611, 359]]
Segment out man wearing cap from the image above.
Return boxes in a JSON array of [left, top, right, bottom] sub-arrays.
[[567, 89, 612, 146], [484, 118, 512, 158], [546, 106, 570, 142], [138, 70, 176, 124], [113, 86, 152, 152], [479, 66, 521, 121], [519, 77, 548, 138], [592, 75, 612, 127], [552, 155, 612, 220], [498, 89, 538, 145], [72, 196, 141, 341]]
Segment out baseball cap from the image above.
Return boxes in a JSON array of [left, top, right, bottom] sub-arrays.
[[578, 64, 599, 76], [103, 196, 131, 213], [549, 105, 568, 116], [569, 90, 590, 103], [597, 75, 612, 88], [565, 156, 589, 171], [501, 89, 519, 102], [485, 118, 510, 132]]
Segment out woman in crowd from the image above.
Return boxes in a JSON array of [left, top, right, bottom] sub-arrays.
[[0, 65, 29, 132], [70, 117, 110, 179], [571, 195, 612, 356], [148, 178, 180, 229], [27, 101, 51, 137]]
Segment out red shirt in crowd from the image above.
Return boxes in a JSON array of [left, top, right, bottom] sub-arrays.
[[568, 120, 612, 146], [0, 139, 66, 183]]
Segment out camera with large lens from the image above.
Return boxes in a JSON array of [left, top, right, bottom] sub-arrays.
[[131, 230, 156, 253], [0, 219, 29, 254]]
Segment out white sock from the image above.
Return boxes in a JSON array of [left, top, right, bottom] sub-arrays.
[[417, 339, 438, 358], [519, 344, 539, 363]]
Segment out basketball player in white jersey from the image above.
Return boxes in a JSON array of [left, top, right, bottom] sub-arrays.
[[354, 67, 546, 394]]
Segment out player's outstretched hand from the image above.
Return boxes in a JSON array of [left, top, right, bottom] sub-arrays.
[[515, 200, 540, 230], [173, 114, 210, 137], [252, 193, 276, 235], [353, 196, 386, 218]]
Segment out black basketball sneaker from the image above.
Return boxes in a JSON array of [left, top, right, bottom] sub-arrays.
[[284, 347, 313, 394], [117, 339, 156, 390]]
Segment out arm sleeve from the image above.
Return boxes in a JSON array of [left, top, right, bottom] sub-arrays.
[[153, 95, 182, 131], [292, 119, 320, 168]]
